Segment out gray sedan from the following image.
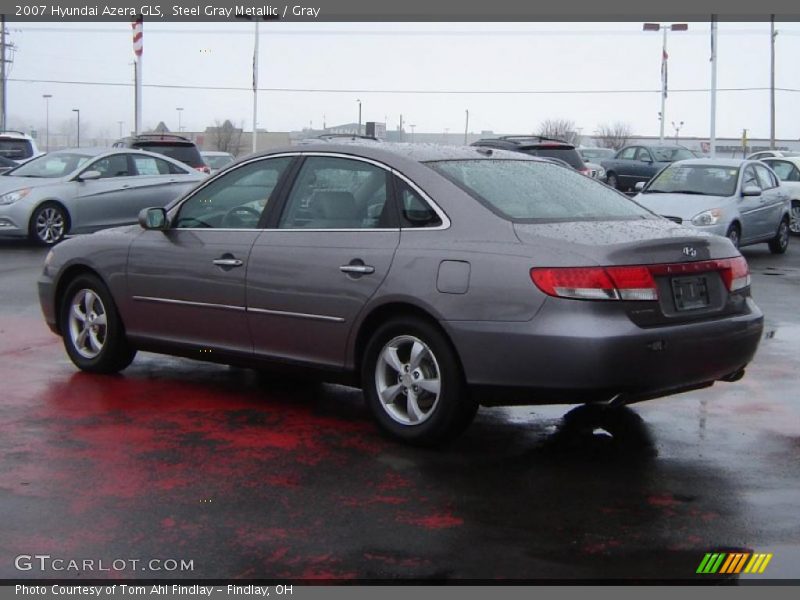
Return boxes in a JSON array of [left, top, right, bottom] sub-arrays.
[[38, 144, 764, 445], [0, 148, 205, 245], [633, 158, 791, 253]]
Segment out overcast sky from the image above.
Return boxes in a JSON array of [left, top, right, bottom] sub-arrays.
[[5, 21, 800, 141]]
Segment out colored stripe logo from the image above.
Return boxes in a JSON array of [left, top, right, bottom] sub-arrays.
[[697, 552, 773, 574]]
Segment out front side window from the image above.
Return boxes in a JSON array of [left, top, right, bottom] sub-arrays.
[[174, 156, 292, 229], [742, 166, 759, 189], [278, 156, 391, 229], [86, 154, 131, 179], [754, 164, 778, 189], [428, 159, 653, 222], [645, 165, 740, 197], [618, 147, 637, 160]]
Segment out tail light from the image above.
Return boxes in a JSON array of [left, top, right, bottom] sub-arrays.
[[530, 256, 750, 301], [196, 166, 211, 174]]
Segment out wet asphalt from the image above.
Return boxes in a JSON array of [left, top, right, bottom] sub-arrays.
[[0, 237, 797, 582]]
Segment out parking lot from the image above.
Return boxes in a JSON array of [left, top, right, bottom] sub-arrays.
[[0, 238, 798, 581]]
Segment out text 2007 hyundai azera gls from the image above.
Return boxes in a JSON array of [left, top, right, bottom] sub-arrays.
[[38, 143, 764, 445]]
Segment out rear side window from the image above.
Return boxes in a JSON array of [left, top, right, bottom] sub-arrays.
[[428, 160, 653, 222], [132, 155, 188, 175], [394, 177, 441, 228], [765, 160, 800, 182]]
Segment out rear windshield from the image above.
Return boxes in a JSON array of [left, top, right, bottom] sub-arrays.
[[0, 139, 34, 160], [520, 146, 585, 169], [427, 159, 653, 222], [133, 143, 204, 168]]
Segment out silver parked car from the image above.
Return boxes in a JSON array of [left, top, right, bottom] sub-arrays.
[[39, 144, 763, 445], [634, 159, 791, 253], [0, 148, 205, 245], [760, 156, 800, 235]]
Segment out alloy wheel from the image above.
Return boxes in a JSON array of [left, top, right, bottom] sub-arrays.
[[35, 206, 66, 244], [68, 288, 108, 359]]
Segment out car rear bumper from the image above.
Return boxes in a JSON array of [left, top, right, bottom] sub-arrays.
[[444, 297, 764, 406]]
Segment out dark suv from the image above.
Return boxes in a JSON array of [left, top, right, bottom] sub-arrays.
[[471, 136, 590, 175], [113, 134, 209, 174]]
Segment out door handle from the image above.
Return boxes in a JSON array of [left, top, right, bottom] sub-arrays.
[[213, 258, 243, 267], [340, 265, 375, 275]]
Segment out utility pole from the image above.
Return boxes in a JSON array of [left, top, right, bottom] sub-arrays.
[[710, 15, 718, 158], [252, 21, 259, 153], [464, 109, 469, 145], [43, 94, 52, 151], [770, 15, 777, 150], [1, 16, 6, 132]]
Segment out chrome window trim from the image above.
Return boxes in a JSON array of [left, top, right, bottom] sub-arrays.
[[168, 150, 451, 233]]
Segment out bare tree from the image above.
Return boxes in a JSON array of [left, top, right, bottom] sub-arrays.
[[595, 122, 633, 150], [209, 119, 243, 155], [537, 118, 578, 144]]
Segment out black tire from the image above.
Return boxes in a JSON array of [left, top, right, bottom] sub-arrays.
[[606, 172, 620, 190], [768, 218, 790, 255], [29, 202, 69, 246], [361, 317, 477, 446], [790, 200, 800, 236], [60, 274, 136, 373], [726, 223, 741, 249]]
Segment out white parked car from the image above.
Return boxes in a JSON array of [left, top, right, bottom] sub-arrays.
[[759, 156, 800, 235]]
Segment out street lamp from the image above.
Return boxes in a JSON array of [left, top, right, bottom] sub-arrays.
[[356, 99, 362, 136], [672, 120, 685, 142], [176, 107, 184, 133], [118, 121, 124, 138], [643, 22, 688, 145], [72, 109, 80, 148], [42, 94, 52, 152]]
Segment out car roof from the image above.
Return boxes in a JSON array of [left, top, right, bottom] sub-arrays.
[[38, 146, 194, 166], [0, 130, 35, 140], [670, 158, 749, 167], [200, 150, 234, 156], [253, 142, 541, 164]]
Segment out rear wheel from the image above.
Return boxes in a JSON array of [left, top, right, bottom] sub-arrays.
[[362, 317, 477, 446], [29, 202, 68, 246], [60, 274, 136, 373], [768, 218, 790, 254], [790, 200, 800, 236], [726, 223, 741, 249]]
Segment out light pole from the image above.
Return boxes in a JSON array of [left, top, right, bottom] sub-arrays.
[[464, 109, 469, 145], [42, 94, 52, 152], [176, 107, 184, 133], [672, 120, 684, 142], [356, 99, 362, 135], [643, 22, 688, 145], [72, 109, 80, 148], [118, 121, 124, 138], [410, 124, 416, 143]]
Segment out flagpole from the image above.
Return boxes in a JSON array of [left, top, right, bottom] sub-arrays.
[[252, 21, 259, 153], [660, 27, 667, 145], [132, 16, 143, 135], [710, 15, 718, 158]]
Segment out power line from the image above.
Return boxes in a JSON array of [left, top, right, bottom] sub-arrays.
[[8, 77, 800, 94]]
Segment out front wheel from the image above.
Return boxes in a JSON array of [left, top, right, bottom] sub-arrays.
[[361, 317, 477, 446], [726, 223, 741, 249], [790, 201, 800, 236], [768, 218, 790, 254], [60, 274, 136, 373], [606, 173, 620, 190], [30, 203, 68, 246]]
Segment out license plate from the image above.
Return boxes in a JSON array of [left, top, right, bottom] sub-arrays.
[[671, 276, 710, 311]]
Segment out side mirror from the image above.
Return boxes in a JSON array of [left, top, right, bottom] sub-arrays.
[[138, 207, 168, 230], [634, 181, 646, 192], [741, 185, 762, 197], [77, 170, 102, 181]]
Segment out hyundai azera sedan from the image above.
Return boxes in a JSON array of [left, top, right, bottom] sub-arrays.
[[633, 159, 791, 253], [0, 148, 205, 245], [39, 144, 764, 445]]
